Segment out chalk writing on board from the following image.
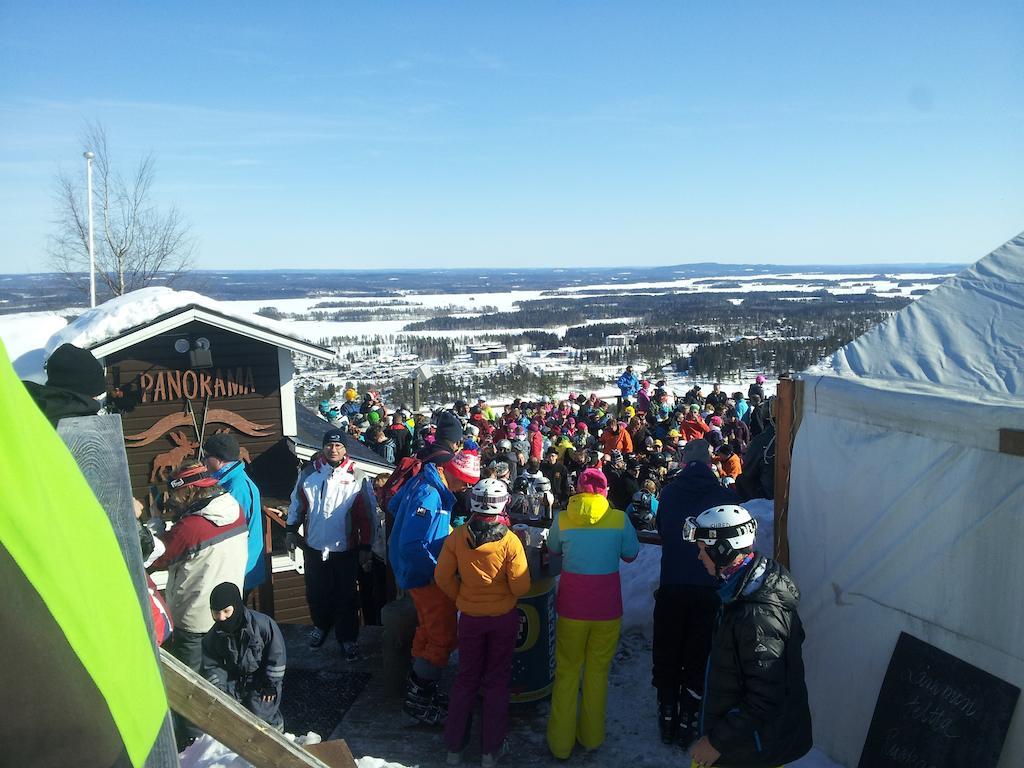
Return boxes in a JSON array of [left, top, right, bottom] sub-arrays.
[[882, 728, 938, 768], [902, 668, 979, 717]]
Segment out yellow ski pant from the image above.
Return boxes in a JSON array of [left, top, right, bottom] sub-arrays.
[[546, 616, 621, 759]]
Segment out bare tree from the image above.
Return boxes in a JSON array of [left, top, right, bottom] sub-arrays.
[[49, 123, 195, 298]]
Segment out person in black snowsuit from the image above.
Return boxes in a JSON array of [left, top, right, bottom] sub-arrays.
[[202, 582, 287, 731], [688, 508, 812, 768], [540, 448, 571, 508], [704, 384, 728, 411], [747, 396, 771, 439], [386, 414, 413, 460], [736, 414, 775, 502], [652, 440, 736, 748], [22, 343, 106, 426]]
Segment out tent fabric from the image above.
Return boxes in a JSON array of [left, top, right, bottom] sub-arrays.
[[790, 230, 1024, 768], [823, 230, 1024, 397], [0, 340, 168, 767], [788, 397, 1024, 767]]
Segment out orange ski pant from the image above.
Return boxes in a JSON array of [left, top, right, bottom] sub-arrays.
[[409, 583, 458, 669]]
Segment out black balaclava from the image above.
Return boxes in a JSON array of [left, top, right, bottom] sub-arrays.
[[209, 581, 245, 634]]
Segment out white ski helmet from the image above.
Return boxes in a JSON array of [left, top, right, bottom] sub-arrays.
[[470, 478, 510, 516], [683, 504, 757, 568], [497, 439, 513, 451]]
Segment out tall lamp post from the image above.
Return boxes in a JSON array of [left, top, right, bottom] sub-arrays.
[[84, 150, 96, 308]]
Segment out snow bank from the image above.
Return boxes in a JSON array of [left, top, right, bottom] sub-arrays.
[[0, 311, 69, 382], [620, 543, 661, 637], [179, 734, 414, 768], [44, 287, 296, 356], [744, 497, 775, 555]]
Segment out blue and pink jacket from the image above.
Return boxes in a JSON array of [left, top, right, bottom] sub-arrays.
[[547, 492, 640, 621]]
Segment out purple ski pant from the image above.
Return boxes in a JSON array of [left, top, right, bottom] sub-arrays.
[[444, 609, 519, 755]]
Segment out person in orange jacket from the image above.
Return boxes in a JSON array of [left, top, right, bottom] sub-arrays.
[[435, 478, 531, 766], [679, 405, 710, 441], [599, 420, 633, 457]]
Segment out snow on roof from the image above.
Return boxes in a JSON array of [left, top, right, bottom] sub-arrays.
[[44, 286, 324, 358], [0, 311, 71, 383]]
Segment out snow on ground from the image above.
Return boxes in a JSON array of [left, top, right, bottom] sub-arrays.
[[180, 734, 414, 768], [0, 311, 70, 382]]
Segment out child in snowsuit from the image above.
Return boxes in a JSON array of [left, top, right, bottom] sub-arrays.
[[546, 468, 640, 759], [201, 582, 287, 731], [435, 478, 531, 767]]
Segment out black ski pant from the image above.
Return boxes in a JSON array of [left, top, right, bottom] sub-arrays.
[[358, 556, 388, 626], [652, 584, 719, 704], [303, 548, 361, 644], [169, 629, 206, 745]]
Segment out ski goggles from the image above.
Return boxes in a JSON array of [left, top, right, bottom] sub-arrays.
[[682, 517, 754, 543], [682, 517, 702, 543]]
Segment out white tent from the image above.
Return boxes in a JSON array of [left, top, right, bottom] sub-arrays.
[[788, 231, 1024, 768]]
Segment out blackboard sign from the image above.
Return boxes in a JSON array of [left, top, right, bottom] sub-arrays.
[[858, 632, 1020, 768]]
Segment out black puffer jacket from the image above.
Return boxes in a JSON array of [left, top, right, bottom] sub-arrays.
[[201, 607, 286, 697], [701, 555, 812, 767]]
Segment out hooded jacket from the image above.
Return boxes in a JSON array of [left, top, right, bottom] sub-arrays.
[[214, 460, 265, 591], [656, 462, 736, 589], [22, 381, 101, 426], [701, 554, 812, 767], [599, 427, 633, 456], [388, 461, 456, 590], [201, 606, 286, 697], [149, 492, 248, 633], [547, 492, 639, 621], [434, 520, 530, 616]]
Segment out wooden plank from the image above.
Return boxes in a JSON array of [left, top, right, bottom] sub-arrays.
[[159, 649, 350, 768], [999, 428, 1024, 457], [305, 740, 358, 767], [772, 378, 799, 568], [57, 414, 179, 768]]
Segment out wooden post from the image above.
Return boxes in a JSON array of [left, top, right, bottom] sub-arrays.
[[257, 505, 277, 616], [160, 649, 355, 767], [772, 378, 799, 568], [57, 414, 179, 768]]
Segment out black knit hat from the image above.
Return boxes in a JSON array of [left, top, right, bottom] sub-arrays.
[[204, 433, 240, 462], [434, 411, 464, 447], [46, 343, 105, 397], [323, 428, 346, 447]]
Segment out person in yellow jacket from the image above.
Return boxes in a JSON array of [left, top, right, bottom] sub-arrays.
[[435, 477, 531, 767], [545, 468, 640, 760], [0, 341, 168, 767]]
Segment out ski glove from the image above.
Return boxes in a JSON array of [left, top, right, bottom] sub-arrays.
[[285, 531, 302, 553]]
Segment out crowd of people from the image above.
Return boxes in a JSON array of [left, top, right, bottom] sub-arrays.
[[126, 362, 806, 766], [294, 369, 809, 767]]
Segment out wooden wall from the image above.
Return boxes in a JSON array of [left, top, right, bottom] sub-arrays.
[[104, 320, 285, 503]]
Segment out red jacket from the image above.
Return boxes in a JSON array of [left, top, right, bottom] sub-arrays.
[[679, 417, 710, 441]]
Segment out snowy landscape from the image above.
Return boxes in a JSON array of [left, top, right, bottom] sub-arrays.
[[0, 266, 957, 410]]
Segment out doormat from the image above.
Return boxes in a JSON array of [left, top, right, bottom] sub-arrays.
[[280, 667, 371, 737]]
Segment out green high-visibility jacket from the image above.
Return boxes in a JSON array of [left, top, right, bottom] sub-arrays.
[[0, 340, 168, 767]]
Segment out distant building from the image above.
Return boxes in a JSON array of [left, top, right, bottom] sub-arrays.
[[467, 342, 508, 366], [604, 334, 633, 348]]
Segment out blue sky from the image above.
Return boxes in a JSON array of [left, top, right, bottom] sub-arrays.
[[1, 2, 1021, 272]]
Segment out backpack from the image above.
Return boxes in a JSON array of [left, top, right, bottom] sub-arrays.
[[380, 455, 424, 515]]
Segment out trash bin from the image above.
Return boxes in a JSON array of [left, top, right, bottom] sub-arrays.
[[510, 575, 557, 703]]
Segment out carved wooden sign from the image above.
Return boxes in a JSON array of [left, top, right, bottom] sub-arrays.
[[139, 367, 257, 403], [126, 408, 273, 448]]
